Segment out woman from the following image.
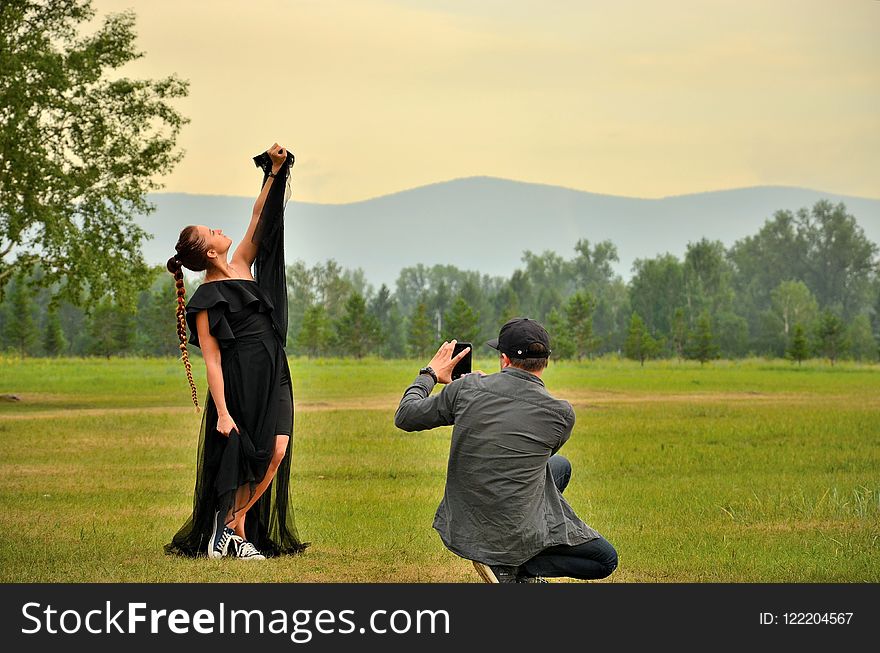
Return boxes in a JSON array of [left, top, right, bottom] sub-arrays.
[[165, 143, 307, 560]]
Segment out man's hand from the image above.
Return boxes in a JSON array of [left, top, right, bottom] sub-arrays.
[[426, 340, 471, 384]]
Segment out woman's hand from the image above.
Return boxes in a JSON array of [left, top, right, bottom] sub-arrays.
[[267, 143, 286, 172], [216, 413, 239, 438]]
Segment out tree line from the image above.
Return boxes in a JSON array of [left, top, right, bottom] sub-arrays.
[[2, 200, 879, 364]]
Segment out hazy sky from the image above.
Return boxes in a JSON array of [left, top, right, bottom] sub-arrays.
[[92, 0, 879, 203]]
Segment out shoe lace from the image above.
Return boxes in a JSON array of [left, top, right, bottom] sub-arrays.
[[237, 540, 262, 557], [217, 528, 231, 544]]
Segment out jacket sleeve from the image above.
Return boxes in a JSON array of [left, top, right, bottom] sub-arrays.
[[551, 403, 576, 455], [394, 375, 461, 432]]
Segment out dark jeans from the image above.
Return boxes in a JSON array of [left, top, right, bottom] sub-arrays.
[[518, 455, 618, 580]]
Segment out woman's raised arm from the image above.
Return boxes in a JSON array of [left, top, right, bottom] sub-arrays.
[[231, 143, 287, 269]]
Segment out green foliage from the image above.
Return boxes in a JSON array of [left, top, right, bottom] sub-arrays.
[[369, 284, 405, 358], [334, 292, 379, 359], [287, 260, 361, 348], [133, 269, 180, 356], [684, 238, 734, 319], [671, 307, 687, 360], [845, 314, 876, 362], [494, 284, 520, 324], [624, 312, 660, 366], [296, 304, 333, 358], [730, 202, 878, 353], [546, 308, 575, 360], [0, 0, 189, 307], [443, 296, 480, 344], [566, 291, 598, 360], [2, 275, 37, 354], [86, 296, 135, 357], [629, 253, 685, 336], [771, 280, 819, 337], [871, 279, 880, 347], [715, 311, 749, 358], [800, 201, 878, 320], [407, 302, 434, 359], [2, 194, 878, 362], [815, 310, 847, 366], [686, 312, 719, 365], [786, 323, 810, 366], [765, 280, 819, 355], [43, 303, 67, 356]]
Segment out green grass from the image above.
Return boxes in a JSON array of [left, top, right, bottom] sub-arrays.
[[1, 355, 878, 582]]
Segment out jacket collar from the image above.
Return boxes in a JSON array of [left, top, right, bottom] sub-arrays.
[[500, 366, 546, 387]]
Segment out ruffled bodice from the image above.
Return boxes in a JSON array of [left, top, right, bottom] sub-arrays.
[[185, 279, 280, 348]]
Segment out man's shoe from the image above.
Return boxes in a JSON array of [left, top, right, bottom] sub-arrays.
[[234, 539, 267, 561], [472, 561, 519, 583], [517, 575, 550, 583], [208, 511, 237, 559]]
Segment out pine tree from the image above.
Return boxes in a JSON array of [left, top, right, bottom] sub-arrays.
[[671, 307, 687, 360], [443, 296, 480, 345], [86, 298, 118, 357], [382, 304, 407, 358], [546, 308, 575, 360], [2, 276, 37, 355], [111, 306, 137, 356], [495, 286, 520, 324], [815, 310, 847, 366], [624, 312, 659, 367], [408, 302, 434, 359], [43, 303, 67, 356], [687, 311, 718, 365], [134, 273, 180, 356], [367, 283, 407, 358], [334, 292, 379, 359], [84, 295, 136, 357], [297, 304, 332, 358], [786, 323, 809, 366], [566, 291, 598, 360]]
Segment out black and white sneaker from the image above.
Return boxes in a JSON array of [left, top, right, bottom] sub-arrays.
[[208, 511, 237, 559], [233, 539, 266, 561], [472, 561, 519, 583]]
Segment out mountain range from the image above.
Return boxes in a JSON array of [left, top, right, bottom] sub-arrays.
[[138, 177, 880, 288]]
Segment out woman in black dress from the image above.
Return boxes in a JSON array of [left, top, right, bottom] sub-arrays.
[[165, 143, 306, 560]]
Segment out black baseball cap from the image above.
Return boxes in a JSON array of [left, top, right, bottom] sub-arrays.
[[486, 317, 552, 358]]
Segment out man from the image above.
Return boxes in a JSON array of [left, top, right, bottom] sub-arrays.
[[394, 317, 618, 583]]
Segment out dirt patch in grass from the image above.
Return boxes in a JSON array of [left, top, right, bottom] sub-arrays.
[[562, 390, 874, 407], [3, 391, 870, 423]]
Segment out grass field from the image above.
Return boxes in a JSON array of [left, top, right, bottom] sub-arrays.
[[1, 354, 878, 582]]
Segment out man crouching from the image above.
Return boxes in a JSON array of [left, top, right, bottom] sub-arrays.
[[394, 317, 618, 583]]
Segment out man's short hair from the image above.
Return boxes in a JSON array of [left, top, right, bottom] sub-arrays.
[[508, 342, 549, 372]]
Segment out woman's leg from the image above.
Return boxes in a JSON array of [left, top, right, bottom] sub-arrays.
[[229, 434, 289, 539]]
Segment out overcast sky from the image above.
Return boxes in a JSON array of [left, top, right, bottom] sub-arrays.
[[92, 0, 879, 203]]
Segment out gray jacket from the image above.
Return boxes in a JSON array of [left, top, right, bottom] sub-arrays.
[[394, 366, 599, 566]]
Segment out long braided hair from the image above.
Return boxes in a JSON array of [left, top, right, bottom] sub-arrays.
[[167, 225, 208, 410]]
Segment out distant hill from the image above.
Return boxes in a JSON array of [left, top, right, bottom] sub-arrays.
[[139, 177, 880, 288]]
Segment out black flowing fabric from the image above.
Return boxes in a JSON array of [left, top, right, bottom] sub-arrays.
[[165, 151, 307, 557]]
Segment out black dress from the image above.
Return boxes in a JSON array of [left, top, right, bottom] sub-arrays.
[[165, 152, 307, 557]]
